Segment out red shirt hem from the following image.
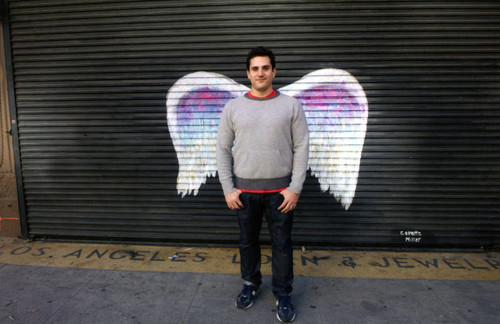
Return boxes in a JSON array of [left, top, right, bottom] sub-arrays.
[[238, 187, 286, 193]]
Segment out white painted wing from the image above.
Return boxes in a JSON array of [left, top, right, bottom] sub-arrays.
[[166, 72, 249, 196], [280, 69, 368, 210]]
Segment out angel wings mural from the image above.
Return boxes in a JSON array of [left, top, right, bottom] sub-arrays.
[[166, 69, 368, 210]]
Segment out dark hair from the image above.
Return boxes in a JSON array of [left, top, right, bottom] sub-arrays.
[[246, 46, 276, 71]]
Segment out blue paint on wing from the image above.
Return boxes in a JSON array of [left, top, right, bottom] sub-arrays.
[[176, 87, 236, 127], [294, 85, 366, 127]]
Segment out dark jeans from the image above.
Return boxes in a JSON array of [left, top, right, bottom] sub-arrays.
[[237, 192, 294, 296]]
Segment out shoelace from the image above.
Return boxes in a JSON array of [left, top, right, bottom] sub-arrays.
[[242, 284, 256, 296], [277, 295, 292, 308]]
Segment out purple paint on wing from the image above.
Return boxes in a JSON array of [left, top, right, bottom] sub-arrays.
[[176, 87, 236, 127], [295, 85, 365, 122]]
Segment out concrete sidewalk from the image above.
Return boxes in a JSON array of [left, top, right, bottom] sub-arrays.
[[1, 262, 499, 324]]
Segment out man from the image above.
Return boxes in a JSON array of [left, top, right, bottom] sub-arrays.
[[216, 46, 309, 323]]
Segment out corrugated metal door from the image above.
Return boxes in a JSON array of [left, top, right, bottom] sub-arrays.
[[4, 0, 500, 249]]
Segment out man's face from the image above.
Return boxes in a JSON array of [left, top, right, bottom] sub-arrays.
[[247, 56, 276, 95]]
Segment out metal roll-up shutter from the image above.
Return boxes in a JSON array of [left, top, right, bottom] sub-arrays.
[[4, 0, 499, 249]]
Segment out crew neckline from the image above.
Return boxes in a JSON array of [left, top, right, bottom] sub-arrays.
[[246, 89, 278, 99]]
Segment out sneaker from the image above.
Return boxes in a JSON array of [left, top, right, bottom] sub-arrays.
[[276, 294, 296, 322], [235, 283, 259, 309]]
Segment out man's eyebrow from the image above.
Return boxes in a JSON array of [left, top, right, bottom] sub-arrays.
[[251, 65, 272, 69]]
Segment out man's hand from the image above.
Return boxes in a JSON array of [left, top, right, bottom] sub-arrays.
[[278, 189, 299, 213], [225, 189, 243, 210]]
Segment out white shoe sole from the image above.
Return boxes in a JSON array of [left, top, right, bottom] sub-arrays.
[[235, 300, 254, 310], [276, 312, 296, 323]]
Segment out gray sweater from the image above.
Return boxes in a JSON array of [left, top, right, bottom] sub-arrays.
[[216, 92, 309, 195]]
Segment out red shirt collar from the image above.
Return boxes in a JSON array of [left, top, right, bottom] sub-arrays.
[[246, 89, 278, 99]]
